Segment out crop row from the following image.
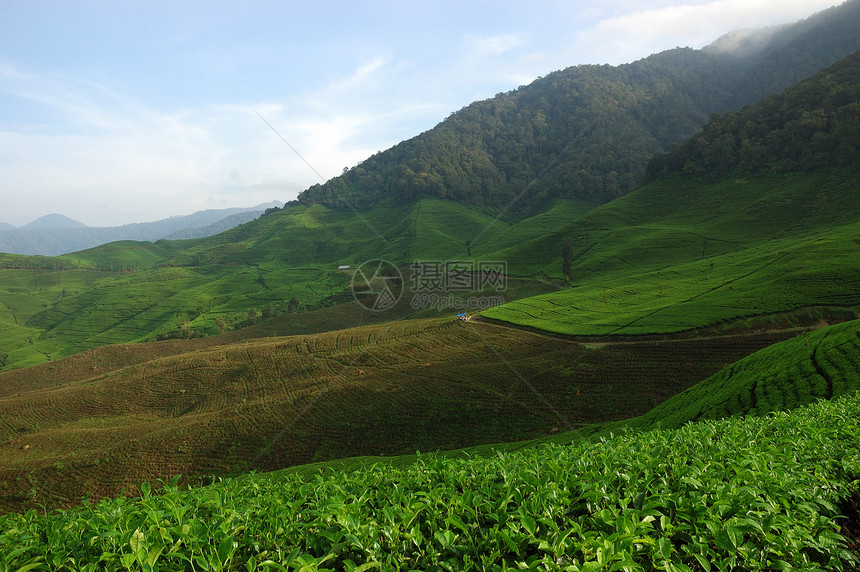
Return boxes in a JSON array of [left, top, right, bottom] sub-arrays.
[[0, 318, 804, 514], [2, 390, 860, 570]]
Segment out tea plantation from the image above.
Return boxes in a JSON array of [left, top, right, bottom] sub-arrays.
[[2, 321, 859, 570]]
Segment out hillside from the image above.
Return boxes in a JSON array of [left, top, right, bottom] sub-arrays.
[[1, 322, 859, 568], [0, 8, 859, 559], [295, 0, 860, 214], [627, 319, 860, 431], [2, 166, 857, 371], [645, 47, 860, 181], [484, 49, 860, 335], [0, 13, 857, 371], [0, 198, 595, 371], [0, 315, 800, 513]]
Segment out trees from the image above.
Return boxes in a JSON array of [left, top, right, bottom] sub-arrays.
[[561, 239, 575, 281]]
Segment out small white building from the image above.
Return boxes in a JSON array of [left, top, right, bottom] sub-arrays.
[[337, 265, 350, 271]]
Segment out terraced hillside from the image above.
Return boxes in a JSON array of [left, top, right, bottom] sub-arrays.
[[2, 322, 859, 570], [483, 170, 860, 335], [484, 49, 860, 335], [627, 318, 860, 431], [0, 317, 797, 513], [0, 198, 597, 372]]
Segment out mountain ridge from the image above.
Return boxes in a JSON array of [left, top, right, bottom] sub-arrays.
[[20, 214, 87, 230], [293, 0, 860, 216], [0, 201, 281, 256]]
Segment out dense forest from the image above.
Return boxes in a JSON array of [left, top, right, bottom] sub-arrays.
[[644, 49, 860, 181], [295, 0, 860, 217]]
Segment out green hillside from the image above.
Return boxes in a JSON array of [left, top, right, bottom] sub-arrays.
[[2, 6, 860, 569], [484, 48, 860, 335], [629, 319, 860, 431], [645, 47, 860, 181], [2, 30, 859, 372], [0, 197, 600, 371], [3, 320, 860, 569], [483, 169, 860, 334]]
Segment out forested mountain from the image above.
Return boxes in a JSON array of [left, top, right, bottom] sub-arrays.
[[644, 48, 860, 181], [296, 0, 860, 216], [714, 0, 860, 107]]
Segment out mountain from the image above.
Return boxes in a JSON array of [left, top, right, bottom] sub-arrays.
[[483, 49, 860, 335], [0, 223, 14, 230], [715, 0, 860, 107], [1, 43, 859, 371], [294, 0, 860, 215], [644, 47, 860, 181], [161, 209, 274, 240], [0, 202, 282, 256], [20, 213, 87, 230]]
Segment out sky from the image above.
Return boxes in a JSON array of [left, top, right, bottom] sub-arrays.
[[0, 0, 846, 227]]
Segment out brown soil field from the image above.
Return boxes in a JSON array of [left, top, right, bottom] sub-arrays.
[[0, 317, 799, 513]]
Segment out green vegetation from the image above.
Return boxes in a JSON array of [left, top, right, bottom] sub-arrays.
[[3, 48, 860, 370], [645, 50, 860, 182], [628, 319, 860, 431], [297, 1, 859, 215], [2, 390, 859, 570], [484, 169, 860, 335], [2, 316, 795, 514], [0, 11, 858, 570], [484, 49, 860, 336], [295, 49, 736, 212], [0, 198, 595, 371]]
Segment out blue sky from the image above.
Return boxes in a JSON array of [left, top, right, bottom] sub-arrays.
[[0, 0, 845, 227]]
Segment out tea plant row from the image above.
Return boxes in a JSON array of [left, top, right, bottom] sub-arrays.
[[2, 391, 860, 570]]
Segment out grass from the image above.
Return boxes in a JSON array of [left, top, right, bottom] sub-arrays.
[[484, 170, 860, 334], [624, 318, 860, 431], [0, 166, 858, 566], [0, 197, 598, 372]]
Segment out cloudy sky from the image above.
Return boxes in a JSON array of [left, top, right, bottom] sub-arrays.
[[0, 0, 845, 227]]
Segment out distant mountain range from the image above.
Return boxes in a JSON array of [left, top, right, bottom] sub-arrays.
[[0, 202, 282, 256], [18, 214, 88, 230]]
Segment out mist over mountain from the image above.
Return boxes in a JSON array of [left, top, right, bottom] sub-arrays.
[[162, 209, 276, 240], [296, 0, 860, 217], [716, 0, 860, 107], [644, 48, 860, 182], [19, 214, 88, 230], [0, 202, 281, 256], [704, 25, 792, 57]]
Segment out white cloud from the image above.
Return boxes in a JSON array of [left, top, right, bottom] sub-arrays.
[[466, 33, 526, 56], [0, 1, 849, 228], [0, 65, 296, 226], [0, 57, 447, 227], [569, 0, 845, 64]]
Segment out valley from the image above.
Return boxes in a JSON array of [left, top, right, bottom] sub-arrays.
[[0, 2, 859, 568]]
